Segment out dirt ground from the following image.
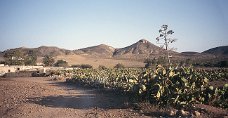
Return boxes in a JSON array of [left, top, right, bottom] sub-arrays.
[[55, 55, 145, 68], [0, 77, 227, 118], [0, 77, 149, 118]]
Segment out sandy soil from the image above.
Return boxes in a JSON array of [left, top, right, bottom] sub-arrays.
[[0, 77, 148, 118], [1, 77, 227, 118], [55, 55, 145, 68]]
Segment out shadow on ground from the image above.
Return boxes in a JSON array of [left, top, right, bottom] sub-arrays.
[[28, 80, 131, 109]]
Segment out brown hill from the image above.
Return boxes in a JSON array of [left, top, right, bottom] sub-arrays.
[[73, 44, 115, 58], [2, 46, 71, 57], [35, 46, 72, 56], [1, 40, 227, 67], [113, 39, 177, 60], [202, 46, 228, 56], [2, 47, 32, 57]]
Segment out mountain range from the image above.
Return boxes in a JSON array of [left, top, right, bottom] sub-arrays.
[[0, 39, 227, 67]]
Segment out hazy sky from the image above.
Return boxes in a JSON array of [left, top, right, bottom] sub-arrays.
[[0, 0, 228, 52]]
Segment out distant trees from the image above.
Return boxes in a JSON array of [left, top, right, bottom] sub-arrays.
[[43, 55, 55, 66], [193, 60, 228, 68], [80, 64, 93, 69], [0, 61, 5, 64], [24, 50, 37, 65], [71, 64, 93, 69], [144, 58, 156, 68], [4, 50, 25, 65], [144, 56, 167, 68], [54, 60, 68, 67], [3, 50, 37, 66], [217, 60, 228, 67], [98, 65, 107, 70]]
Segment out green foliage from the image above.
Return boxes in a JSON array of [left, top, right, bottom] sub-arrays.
[[193, 60, 228, 68], [98, 65, 108, 70], [3, 50, 37, 66], [67, 68, 141, 90], [80, 64, 93, 69], [144, 57, 168, 68], [71, 64, 80, 68], [24, 56, 37, 65], [157, 56, 167, 65], [144, 58, 156, 68], [139, 65, 228, 109], [54, 60, 68, 67], [185, 58, 192, 66], [213, 84, 228, 108], [216, 60, 228, 67], [24, 50, 37, 65], [42, 55, 55, 66], [146, 65, 209, 109], [64, 65, 228, 109], [196, 68, 228, 81], [0, 61, 5, 64], [4, 50, 24, 65], [71, 64, 93, 69]]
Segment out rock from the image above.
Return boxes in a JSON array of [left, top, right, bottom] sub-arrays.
[[177, 109, 189, 117], [6, 104, 10, 108], [193, 111, 201, 117], [168, 110, 176, 116]]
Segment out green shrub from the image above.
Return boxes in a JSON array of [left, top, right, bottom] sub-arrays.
[[71, 64, 92, 69], [54, 60, 68, 67]]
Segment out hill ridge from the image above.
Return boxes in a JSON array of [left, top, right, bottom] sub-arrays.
[[1, 40, 227, 60], [202, 46, 228, 56]]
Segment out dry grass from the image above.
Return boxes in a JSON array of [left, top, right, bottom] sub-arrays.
[[55, 54, 145, 68]]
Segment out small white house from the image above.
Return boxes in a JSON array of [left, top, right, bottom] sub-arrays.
[[0, 65, 44, 75]]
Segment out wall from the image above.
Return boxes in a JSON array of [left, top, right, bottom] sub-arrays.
[[0, 65, 43, 75]]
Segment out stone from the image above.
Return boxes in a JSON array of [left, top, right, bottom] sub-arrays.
[[168, 110, 176, 116], [193, 111, 200, 117], [177, 109, 189, 117]]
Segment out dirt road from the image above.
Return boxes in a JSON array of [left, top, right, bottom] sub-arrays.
[[0, 77, 148, 118]]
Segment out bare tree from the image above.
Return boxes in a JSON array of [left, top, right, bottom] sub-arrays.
[[156, 25, 177, 64]]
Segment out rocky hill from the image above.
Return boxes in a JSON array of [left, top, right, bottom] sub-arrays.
[[202, 46, 228, 56], [114, 39, 163, 55], [1, 40, 227, 63], [73, 44, 115, 58], [72, 39, 176, 59], [2, 46, 71, 57], [113, 39, 177, 60], [35, 46, 72, 56]]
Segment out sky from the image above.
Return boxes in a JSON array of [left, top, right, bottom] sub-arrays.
[[0, 0, 228, 52]]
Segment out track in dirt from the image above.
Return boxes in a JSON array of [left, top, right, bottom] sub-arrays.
[[0, 77, 146, 118], [1, 77, 227, 118], [28, 81, 129, 109]]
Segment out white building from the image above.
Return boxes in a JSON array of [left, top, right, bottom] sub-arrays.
[[0, 65, 44, 76]]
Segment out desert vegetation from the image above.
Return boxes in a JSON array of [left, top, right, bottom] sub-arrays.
[[1, 0, 228, 117], [0, 25, 227, 117], [58, 25, 228, 117]]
